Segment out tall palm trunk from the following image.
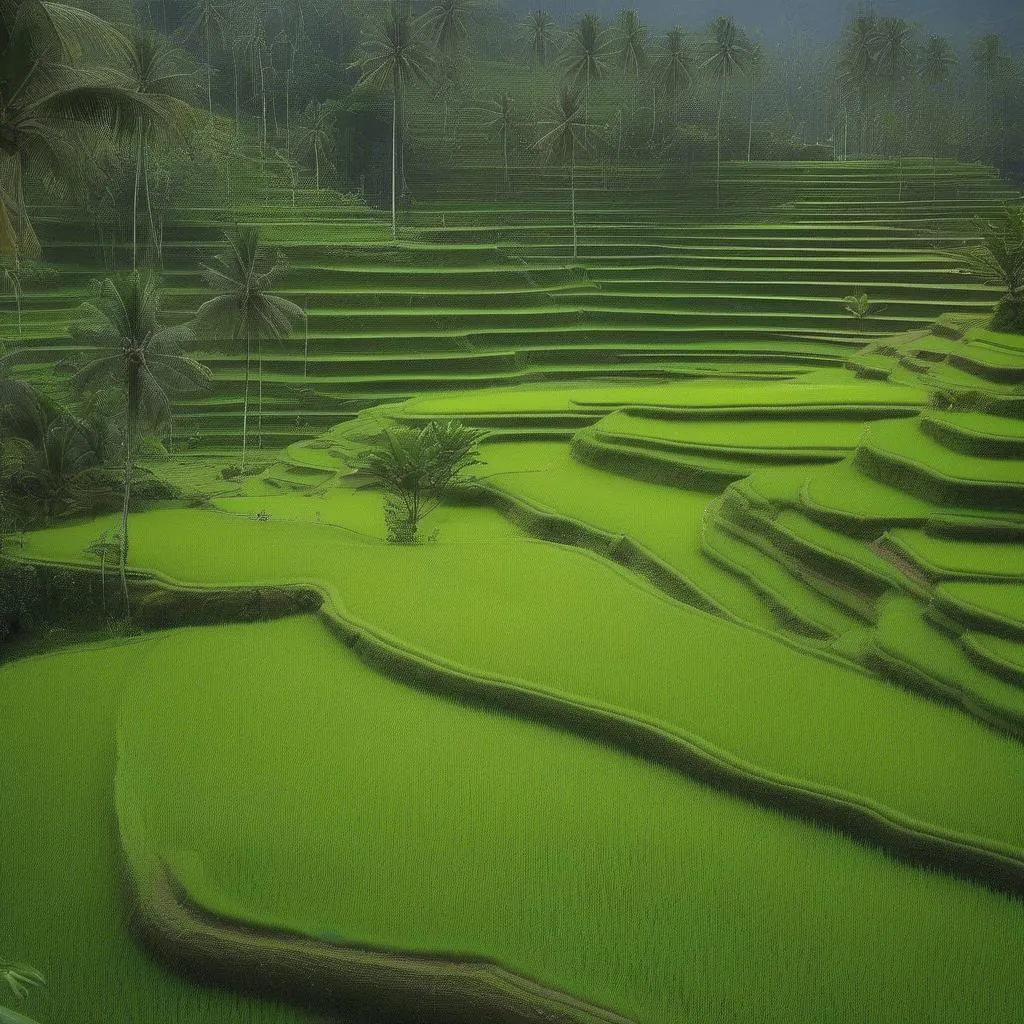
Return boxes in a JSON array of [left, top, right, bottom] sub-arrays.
[[132, 130, 143, 268], [747, 75, 755, 161], [257, 335, 263, 447], [240, 328, 251, 471], [119, 378, 134, 620], [391, 90, 398, 241], [716, 76, 726, 208], [205, 21, 213, 112], [143, 143, 159, 263], [570, 147, 577, 262]]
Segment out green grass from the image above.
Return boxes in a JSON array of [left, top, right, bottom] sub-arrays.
[[110, 615, 1024, 1024], [18, 503, 1024, 854], [0, 633, 322, 1024]]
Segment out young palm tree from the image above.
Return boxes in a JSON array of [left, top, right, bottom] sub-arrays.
[[972, 33, 1003, 149], [920, 35, 956, 88], [0, 0, 140, 257], [354, 2, 432, 241], [536, 84, 591, 262], [195, 227, 302, 470], [561, 13, 610, 121], [123, 31, 199, 268], [701, 16, 751, 209], [291, 100, 337, 189], [71, 272, 208, 614], [523, 9, 557, 68]]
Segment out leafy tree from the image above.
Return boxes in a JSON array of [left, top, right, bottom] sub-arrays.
[[561, 13, 610, 121], [945, 207, 1024, 331], [536, 83, 591, 262], [523, 9, 557, 68], [71, 272, 208, 613], [0, 0, 141, 257], [195, 226, 302, 469], [354, 2, 432, 241], [350, 419, 483, 543], [701, 16, 751, 208], [291, 99, 337, 189]]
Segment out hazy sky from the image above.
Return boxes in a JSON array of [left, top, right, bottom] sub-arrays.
[[506, 0, 1024, 44]]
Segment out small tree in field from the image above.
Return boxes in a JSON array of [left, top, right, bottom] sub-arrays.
[[350, 420, 483, 543], [842, 292, 886, 330]]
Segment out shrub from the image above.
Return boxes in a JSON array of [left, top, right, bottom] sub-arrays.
[[349, 420, 485, 543]]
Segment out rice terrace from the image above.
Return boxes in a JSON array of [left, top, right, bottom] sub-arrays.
[[2, 0, 1024, 1021]]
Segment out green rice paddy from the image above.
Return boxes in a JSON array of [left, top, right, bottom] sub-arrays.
[[5, 158, 1024, 1024]]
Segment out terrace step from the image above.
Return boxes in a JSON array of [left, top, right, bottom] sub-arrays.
[[854, 419, 1024, 511]]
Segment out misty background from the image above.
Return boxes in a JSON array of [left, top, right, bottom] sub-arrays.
[[504, 0, 1024, 44]]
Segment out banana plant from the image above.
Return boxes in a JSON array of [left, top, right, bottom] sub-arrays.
[[0, 959, 44, 1024]]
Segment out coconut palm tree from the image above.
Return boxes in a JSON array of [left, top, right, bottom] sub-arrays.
[[920, 35, 956, 88], [291, 100, 337, 189], [561, 13, 610, 121], [839, 11, 879, 155], [701, 16, 751, 208], [536, 83, 591, 262], [195, 226, 302, 470], [615, 9, 647, 118], [523, 9, 557, 68], [484, 92, 516, 189], [122, 31, 199, 268], [183, 0, 228, 113], [0, 0, 141, 258], [85, 528, 121, 616], [421, 0, 471, 62], [71, 272, 208, 615], [354, 2, 432, 241], [745, 42, 763, 162], [655, 27, 693, 136]]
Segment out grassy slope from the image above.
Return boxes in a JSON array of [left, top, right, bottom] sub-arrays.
[[0, 635, 323, 1024], [17, 503, 1024, 854], [107, 615, 1024, 1024]]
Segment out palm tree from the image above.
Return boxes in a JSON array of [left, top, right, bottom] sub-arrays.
[[71, 272, 208, 614], [920, 35, 956, 88], [874, 16, 914, 153], [123, 31, 199, 268], [655, 27, 693, 137], [561, 13, 610, 121], [701, 16, 751, 209], [484, 92, 516, 189], [195, 227, 302, 470], [354, 2, 432, 241], [745, 42, 764, 162], [524, 9, 557, 68], [291, 100, 337, 189], [615, 9, 647, 117], [85, 528, 121, 616], [839, 12, 879, 156], [183, 0, 228, 113], [945, 206, 1024, 330], [0, 0, 141, 258], [421, 0, 471, 62], [536, 84, 591, 262], [972, 33, 1004, 160]]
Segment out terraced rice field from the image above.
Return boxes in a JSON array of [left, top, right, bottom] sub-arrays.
[[3, 160, 1024, 1024], [5, 159, 1015, 452]]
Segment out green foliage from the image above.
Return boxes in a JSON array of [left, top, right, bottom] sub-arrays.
[[0, 960, 44, 1003], [945, 206, 1024, 330], [349, 419, 483, 542], [841, 292, 886, 321]]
